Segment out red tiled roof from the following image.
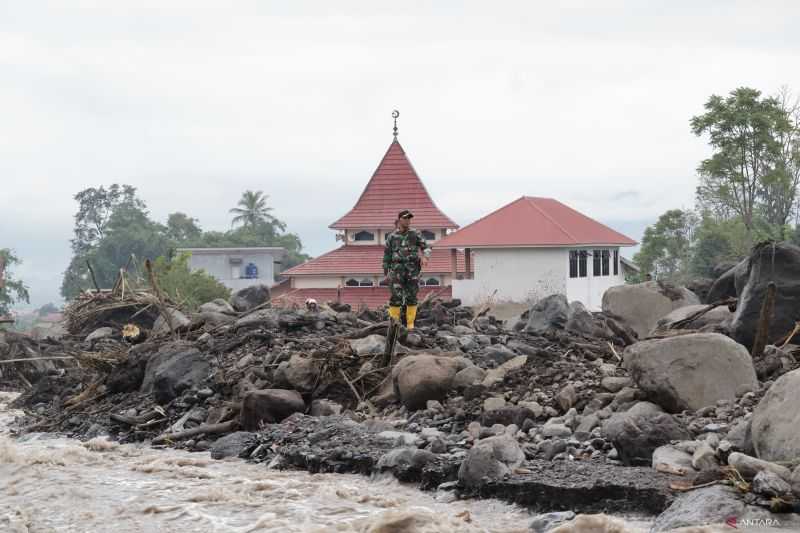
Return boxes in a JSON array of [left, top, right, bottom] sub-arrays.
[[435, 197, 637, 248], [283, 245, 466, 276], [330, 140, 458, 230], [272, 286, 452, 310]]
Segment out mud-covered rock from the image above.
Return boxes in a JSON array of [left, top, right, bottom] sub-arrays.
[[392, 354, 470, 410], [458, 435, 524, 487], [751, 368, 800, 462], [624, 333, 757, 413], [210, 431, 258, 459], [602, 412, 690, 466], [241, 389, 305, 430], [141, 342, 210, 404], [231, 284, 271, 312], [602, 281, 700, 338]]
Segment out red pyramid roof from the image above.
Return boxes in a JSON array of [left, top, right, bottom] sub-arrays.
[[282, 245, 466, 276], [330, 140, 458, 230], [435, 196, 637, 248]]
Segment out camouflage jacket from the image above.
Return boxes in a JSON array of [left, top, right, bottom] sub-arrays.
[[382, 228, 431, 276]]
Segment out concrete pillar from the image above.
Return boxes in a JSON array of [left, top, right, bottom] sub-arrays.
[[465, 248, 472, 279], [450, 248, 458, 280]]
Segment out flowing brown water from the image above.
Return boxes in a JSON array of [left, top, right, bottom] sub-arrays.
[[0, 391, 537, 532]]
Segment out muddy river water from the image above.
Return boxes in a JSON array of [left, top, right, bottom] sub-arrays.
[[0, 391, 657, 533]]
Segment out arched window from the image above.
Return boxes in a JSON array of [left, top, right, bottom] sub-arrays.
[[353, 230, 375, 242], [425, 277, 440, 286], [421, 230, 436, 241], [345, 278, 360, 287]]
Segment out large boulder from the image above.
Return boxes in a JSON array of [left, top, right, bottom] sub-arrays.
[[274, 354, 319, 393], [602, 411, 690, 466], [524, 294, 569, 335], [601, 281, 700, 338], [210, 431, 258, 459], [649, 304, 733, 335], [731, 242, 800, 348], [199, 298, 235, 314], [141, 342, 210, 404], [152, 308, 191, 336], [349, 335, 386, 356], [392, 354, 471, 410], [458, 435, 524, 487], [751, 368, 800, 462], [705, 259, 747, 303], [230, 284, 271, 312], [651, 485, 771, 532], [624, 333, 757, 413], [234, 309, 279, 330], [241, 389, 305, 430]]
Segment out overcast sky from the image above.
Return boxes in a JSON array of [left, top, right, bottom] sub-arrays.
[[2, 1, 799, 308]]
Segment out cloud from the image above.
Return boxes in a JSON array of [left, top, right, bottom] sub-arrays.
[[2, 1, 800, 307]]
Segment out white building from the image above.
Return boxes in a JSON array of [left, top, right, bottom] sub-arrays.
[[434, 197, 637, 310], [178, 247, 286, 291]]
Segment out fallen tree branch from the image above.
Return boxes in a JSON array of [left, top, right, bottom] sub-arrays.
[[152, 419, 239, 445], [0, 356, 75, 364]]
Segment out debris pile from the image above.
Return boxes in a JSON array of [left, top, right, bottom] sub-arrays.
[[6, 241, 800, 528]]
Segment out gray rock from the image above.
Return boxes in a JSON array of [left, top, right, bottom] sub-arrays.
[[529, 511, 575, 533], [652, 444, 694, 473], [210, 431, 258, 459], [601, 412, 690, 466], [310, 399, 342, 417], [481, 344, 517, 366], [650, 304, 733, 335], [601, 376, 631, 393], [752, 470, 792, 498], [726, 418, 754, 454], [624, 333, 757, 413], [141, 342, 210, 404], [192, 311, 235, 327], [274, 354, 319, 393], [565, 301, 604, 337], [518, 401, 544, 418], [230, 284, 271, 312], [458, 336, 478, 351], [651, 485, 769, 532], [791, 465, 800, 498], [349, 334, 387, 356], [691, 442, 718, 471], [377, 447, 437, 473], [483, 397, 506, 411], [152, 308, 191, 336], [85, 327, 114, 343], [199, 298, 235, 314], [241, 389, 304, 430], [573, 414, 599, 441], [602, 280, 700, 338], [457, 435, 524, 487], [235, 309, 279, 330], [392, 355, 471, 410], [556, 384, 577, 412], [524, 294, 569, 335], [751, 368, 800, 462], [727, 452, 792, 481], [482, 355, 527, 387], [541, 422, 572, 438], [540, 438, 568, 460], [452, 366, 487, 389], [731, 242, 800, 348], [625, 401, 663, 417]]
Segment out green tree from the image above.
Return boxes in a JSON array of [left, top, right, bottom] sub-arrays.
[[61, 186, 170, 298], [0, 249, 30, 316], [633, 209, 696, 282], [166, 212, 202, 244], [71, 184, 145, 254], [150, 253, 230, 312], [691, 87, 791, 234], [229, 190, 286, 231]]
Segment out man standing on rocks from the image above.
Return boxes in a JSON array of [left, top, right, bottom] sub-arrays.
[[383, 209, 431, 330]]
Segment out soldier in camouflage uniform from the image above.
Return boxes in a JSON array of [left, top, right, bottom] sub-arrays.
[[382, 209, 431, 330]]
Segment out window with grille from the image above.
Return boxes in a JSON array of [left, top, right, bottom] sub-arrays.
[[570, 250, 588, 278], [353, 230, 375, 241], [613, 250, 619, 276]]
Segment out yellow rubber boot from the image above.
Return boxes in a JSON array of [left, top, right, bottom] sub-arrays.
[[388, 306, 401, 322], [406, 305, 418, 330]]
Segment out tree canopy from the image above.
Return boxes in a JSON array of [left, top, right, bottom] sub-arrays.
[[0, 249, 30, 316], [61, 185, 309, 300]]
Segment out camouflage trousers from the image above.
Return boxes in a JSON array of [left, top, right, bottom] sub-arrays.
[[388, 272, 419, 307]]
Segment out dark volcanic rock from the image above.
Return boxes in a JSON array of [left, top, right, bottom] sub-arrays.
[[241, 389, 305, 430], [524, 294, 569, 335], [731, 241, 800, 348], [141, 342, 211, 404], [651, 485, 769, 532], [230, 284, 271, 312], [479, 406, 536, 428], [210, 431, 258, 459], [602, 412, 690, 466]]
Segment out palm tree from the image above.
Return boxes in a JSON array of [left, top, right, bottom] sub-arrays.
[[229, 190, 285, 231]]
